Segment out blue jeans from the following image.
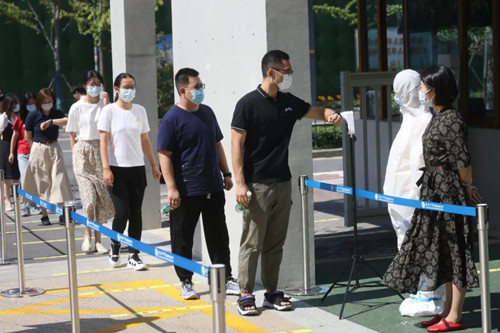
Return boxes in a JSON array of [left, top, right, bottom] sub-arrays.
[[17, 154, 29, 185]]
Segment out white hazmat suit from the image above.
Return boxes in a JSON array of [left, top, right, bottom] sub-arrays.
[[384, 69, 431, 249], [384, 69, 444, 317]]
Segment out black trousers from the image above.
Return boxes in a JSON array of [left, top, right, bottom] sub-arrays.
[[108, 165, 147, 254], [170, 191, 232, 281]]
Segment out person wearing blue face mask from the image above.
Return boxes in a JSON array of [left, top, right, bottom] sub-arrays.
[[158, 68, 239, 300], [98, 72, 161, 271], [67, 70, 114, 255]]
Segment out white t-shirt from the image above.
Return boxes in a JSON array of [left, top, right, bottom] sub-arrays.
[[66, 99, 105, 140], [97, 103, 150, 167]]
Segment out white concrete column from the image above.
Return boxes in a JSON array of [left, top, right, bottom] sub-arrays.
[[110, 0, 160, 230], [172, 0, 315, 288]]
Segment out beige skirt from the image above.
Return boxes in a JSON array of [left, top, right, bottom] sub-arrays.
[[23, 142, 73, 204], [73, 140, 114, 224]]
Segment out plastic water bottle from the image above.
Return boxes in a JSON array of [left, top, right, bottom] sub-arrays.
[[160, 203, 171, 214], [235, 190, 252, 213]]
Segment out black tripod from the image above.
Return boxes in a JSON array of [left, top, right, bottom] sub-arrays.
[[320, 130, 404, 319]]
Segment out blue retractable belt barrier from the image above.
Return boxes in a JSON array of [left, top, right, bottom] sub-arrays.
[[17, 188, 209, 278], [304, 179, 476, 217]]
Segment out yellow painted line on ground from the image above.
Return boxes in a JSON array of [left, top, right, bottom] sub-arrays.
[[15, 237, 84, 245], [314, 217, 339, 223], [156, 280, 267, 333], [6, 225, 84, 235], [478, 267, 500, 274], [51, 262, 170, 276]]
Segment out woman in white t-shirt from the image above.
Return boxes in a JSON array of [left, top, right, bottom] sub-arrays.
[[67, 70, 114, 254], [98, 72, 161, 271]]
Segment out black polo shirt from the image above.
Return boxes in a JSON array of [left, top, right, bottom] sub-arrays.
[[25, 108, 65, 142], [231, 85, 311, 183]]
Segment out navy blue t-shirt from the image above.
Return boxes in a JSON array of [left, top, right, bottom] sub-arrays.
[[25, 108, 65, 142], [158, 104, 224, 197]]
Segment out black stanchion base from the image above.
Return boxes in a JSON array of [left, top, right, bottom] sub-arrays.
[[0, 287, 45, 298], [320, 254, 404, 319]]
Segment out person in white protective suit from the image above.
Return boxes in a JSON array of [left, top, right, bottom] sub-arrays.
[[383, 69, 444, 317]]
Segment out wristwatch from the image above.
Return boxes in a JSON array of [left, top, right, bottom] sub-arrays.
[[223, 172, 232, 178]]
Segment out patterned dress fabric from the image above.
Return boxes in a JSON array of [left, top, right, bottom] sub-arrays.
[[73, 140, 114, 224], [383, 108, 479, 294]]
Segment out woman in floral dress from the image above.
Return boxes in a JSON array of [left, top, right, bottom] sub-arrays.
[[383, 66, 482, 332]]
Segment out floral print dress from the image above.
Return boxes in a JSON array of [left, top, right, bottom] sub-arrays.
[[383, 108, 479, 294]]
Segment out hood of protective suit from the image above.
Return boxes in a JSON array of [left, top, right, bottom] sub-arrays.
[[393, 69, 428, 117]]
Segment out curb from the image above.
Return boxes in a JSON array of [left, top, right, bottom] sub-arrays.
[[312, 148, 342, 158]]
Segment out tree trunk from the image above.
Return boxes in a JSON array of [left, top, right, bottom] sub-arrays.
[[53, 4, 63, 111]]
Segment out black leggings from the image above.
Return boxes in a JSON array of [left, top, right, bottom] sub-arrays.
[[108, 165, 147, 253]]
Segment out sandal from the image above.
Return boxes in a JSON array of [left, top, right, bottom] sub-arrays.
[[237, 294, 258, 316], [263, 291, 292, 311]]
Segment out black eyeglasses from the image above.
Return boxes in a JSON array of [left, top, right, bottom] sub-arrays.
[[272, 68, 294, 75], [188, 83, 205, 90]]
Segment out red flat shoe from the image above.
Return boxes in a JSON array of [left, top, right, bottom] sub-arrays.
[[420, 314, 443, 328], [427, 318, 465, 332]]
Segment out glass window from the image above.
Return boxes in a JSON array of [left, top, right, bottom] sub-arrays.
[[467, 0, 493, 117]]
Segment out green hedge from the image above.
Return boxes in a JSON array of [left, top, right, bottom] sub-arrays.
[[312, 123, 342, 149]]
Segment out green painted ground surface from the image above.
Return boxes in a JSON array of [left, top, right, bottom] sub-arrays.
[[298, 241, 500, 332]]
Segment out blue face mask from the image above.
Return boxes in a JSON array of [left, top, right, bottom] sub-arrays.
[[26, 104, 36, 112], [119, 89, 136, 103], [394, 95, 404, 106], [419, 91, 432, 107], [189, 89, 204, 105]]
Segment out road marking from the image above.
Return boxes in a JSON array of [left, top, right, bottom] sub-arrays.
[[155, 281, 267, 333], [0, 279, 267, 333], [52, 262, 170, 276], [14, 235, 108, 246], [6, 225, 84, 234], [314, 217, 339, 223]]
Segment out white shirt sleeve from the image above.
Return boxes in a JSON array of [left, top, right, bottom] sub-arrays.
[[65, 104, 79, 133], [0, 114, 8, 134], [97, 105, 111, 132], [141, 106, 150, 134]]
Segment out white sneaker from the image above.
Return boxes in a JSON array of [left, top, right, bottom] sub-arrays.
[[226, 277, 240, 295], [81, 238, 92, 253], [95, 243, 108, 254], [127, 253, 147, 271], [181, 280, 198, 300]]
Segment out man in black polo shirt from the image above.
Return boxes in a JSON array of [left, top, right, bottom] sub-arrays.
[[231, 50, 342, 315]]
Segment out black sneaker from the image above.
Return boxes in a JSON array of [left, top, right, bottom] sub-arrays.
[[108, 243, 121, 267], [59, 215, 65, 225], [41, 216, 51, 225]]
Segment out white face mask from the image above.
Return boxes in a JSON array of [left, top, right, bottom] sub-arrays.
[[87, 85, 103, 98], [273, 70, 293, 91], [119, 89, 136, 103], [41, 103, 53, 111]]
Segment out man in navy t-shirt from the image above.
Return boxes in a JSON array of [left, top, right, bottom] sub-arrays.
[[158, 68, 238, 300]]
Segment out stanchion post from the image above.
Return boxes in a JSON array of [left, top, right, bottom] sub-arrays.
[[210, 264, 226, 333], [286, 175, 323, 296], [476, 204, 491, 333], [13, 183, 25, 294], [0, 169, 7, 264], [0, 184, 45, 298], [64, 203, 80, 333]]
